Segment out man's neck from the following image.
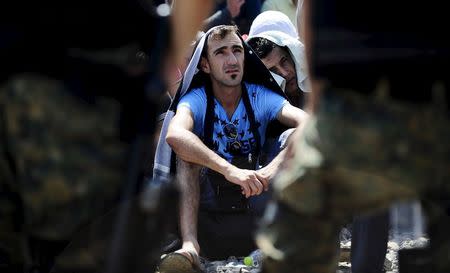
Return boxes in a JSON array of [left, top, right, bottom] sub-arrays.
[[212, 81, 242, 118]]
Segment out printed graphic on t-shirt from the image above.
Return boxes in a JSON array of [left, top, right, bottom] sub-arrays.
[[177, 83, 287, 162], [211, 104, 261, 159]]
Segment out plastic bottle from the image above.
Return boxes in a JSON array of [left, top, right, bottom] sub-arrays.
[[243, 249, 263, 267]]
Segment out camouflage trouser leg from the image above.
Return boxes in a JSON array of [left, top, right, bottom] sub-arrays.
[[0, 75, 128, 271], [257, 85, 450, 273]]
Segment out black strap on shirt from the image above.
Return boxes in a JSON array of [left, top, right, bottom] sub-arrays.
[[201, 82, 262, 213], [203, 80, 216, 150], [240, 83, 260, 156], [203, 82, 260, 155]]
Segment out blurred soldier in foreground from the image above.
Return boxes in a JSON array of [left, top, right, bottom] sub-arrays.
[[257, 0, 450, 272], [0, 0, 191, 272], [248, 10, 389, 273]]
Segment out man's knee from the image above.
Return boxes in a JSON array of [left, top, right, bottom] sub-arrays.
[[262, 128, 296, 164], [176, 159, 201, 189], [278, 128, 296, 151]]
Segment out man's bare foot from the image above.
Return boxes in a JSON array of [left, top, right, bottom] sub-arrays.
[[158, 250, 201, 273], [175, 241, 201, 268]]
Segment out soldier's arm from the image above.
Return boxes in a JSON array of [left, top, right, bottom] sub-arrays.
[[298, 0, 325, 114], [166, 107, 263, 197], [171, 0, 214, 66]]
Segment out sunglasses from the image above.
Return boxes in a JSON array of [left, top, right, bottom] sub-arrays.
[[223, 123, 242, 154]]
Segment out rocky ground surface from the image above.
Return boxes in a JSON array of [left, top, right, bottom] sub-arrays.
[[200, 230, 429, 273], [202, 257, 260, 273], [338, 229, 429, 273]]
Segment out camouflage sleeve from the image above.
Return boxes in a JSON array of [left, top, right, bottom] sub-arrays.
[[0, 90, 28, 267]]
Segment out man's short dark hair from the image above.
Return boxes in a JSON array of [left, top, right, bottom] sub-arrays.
[[209, 25, 239, 41], [247, 37, 278, 59], [201, 25, 240, 58]]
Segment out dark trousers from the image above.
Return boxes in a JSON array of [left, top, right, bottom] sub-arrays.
[[197, 210, 257, 260], [351, 210, 390, 273]]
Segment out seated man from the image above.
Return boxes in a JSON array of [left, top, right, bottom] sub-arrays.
[[163, 25, 307, 268], [247, 10, 310, 108]]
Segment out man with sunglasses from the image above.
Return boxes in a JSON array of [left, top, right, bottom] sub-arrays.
[[163, 25, 307, 269]]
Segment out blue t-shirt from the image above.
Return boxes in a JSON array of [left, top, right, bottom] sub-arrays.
[[177, 82, 288, 162]]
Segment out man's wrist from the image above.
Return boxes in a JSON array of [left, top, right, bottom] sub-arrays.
[[222, 162, 236, 177]]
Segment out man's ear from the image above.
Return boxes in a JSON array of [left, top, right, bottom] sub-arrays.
[[200, 57, 210, 74]]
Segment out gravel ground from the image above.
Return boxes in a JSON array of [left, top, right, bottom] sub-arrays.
[[338, 230, 429, 273], [203, 203, 429, 273], [201, 231, 429, 273]]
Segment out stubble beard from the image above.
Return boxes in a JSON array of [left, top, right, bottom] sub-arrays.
[[286, 77, 299, 94], [212, 72, 242, 88]]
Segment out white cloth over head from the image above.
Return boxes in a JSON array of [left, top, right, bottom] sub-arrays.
[[247, 10, 310, 92]]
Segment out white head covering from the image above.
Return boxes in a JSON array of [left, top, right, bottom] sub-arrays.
[[152, 27, 211, 182], [247, 10, 310, 92]]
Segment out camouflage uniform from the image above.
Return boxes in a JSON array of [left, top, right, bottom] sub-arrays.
[[257, 82, 450, 273], [0, 74, 128, 272]]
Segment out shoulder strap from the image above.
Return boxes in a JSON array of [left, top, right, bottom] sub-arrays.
[[203, 82, 261, 155], [203, 80, 215, 149], [241, 83, 261, 155]]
